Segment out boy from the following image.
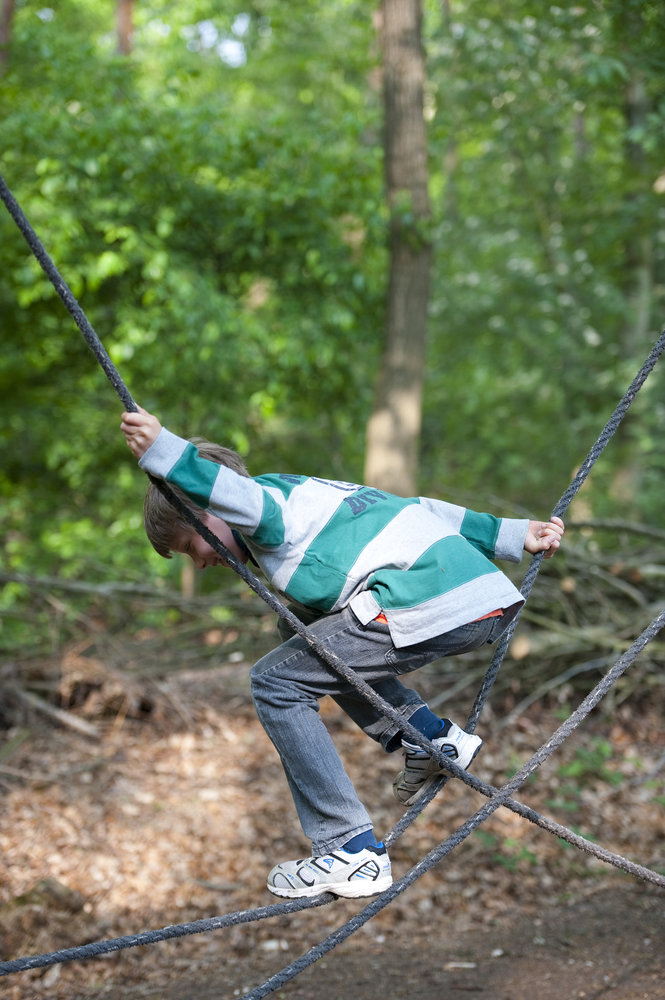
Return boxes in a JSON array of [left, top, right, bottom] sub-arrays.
[[121, 407, 564, 900]]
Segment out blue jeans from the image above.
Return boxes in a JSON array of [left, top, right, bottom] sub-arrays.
[[250, 606, 497, 855]]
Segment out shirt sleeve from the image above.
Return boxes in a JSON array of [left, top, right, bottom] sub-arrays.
[[418, 496, 528, 563], [138, 427, 267, 535]]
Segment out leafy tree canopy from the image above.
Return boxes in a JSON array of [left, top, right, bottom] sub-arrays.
[[1, 0, 664, 622]]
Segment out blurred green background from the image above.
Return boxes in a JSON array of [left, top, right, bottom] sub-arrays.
[[2, 0, 664, 621]]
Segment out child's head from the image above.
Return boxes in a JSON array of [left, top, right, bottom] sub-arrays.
[[143, 438, 250, 558]]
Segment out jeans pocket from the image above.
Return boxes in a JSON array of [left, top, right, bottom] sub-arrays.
[[387, 617, 495, 672], [432, 618, 495, 654], [385, 646, 438, 674]]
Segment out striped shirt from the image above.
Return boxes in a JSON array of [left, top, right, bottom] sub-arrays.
[[140, 429, 529, 648]]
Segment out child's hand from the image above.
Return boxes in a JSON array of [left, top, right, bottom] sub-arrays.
[[524, 515, 565, 559], [121, 406, 162, 458]]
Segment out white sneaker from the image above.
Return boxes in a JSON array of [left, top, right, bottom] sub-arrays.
[[393, 722, 483, 807], [267, 844, 392, 899]]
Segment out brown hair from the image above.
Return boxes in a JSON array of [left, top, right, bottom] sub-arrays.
[[143, 438, 250, 558]]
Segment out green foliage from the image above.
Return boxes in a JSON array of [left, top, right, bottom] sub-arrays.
[[474, 829, 539, 871], [647, 785, 665, 809], [0, 0, 385, 589], [557, 738, 624, 787], [1, 0, 664, 608], [420, 0, 665, 515], [545, 737, 624, 815]]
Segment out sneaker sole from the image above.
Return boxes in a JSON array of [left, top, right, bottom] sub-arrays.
[[268, 874, 393, 900], [400, 739, 483, 808]]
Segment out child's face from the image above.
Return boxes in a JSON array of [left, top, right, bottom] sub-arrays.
[[172, 514, 248, 569]]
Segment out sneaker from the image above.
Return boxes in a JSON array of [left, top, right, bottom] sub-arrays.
[[393, 722, 482, 807], [267, 844, 392, 899]]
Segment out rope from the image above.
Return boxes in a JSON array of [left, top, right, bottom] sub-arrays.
[[2, 605, 663, 981], [2, 166, 664, 743], [4, 160, 664, 763], [0, 169, 418, 699], [0, 170, 461, 735], [467, 326, 665, 731], [0, 172, 137, 412], [241, 609, 665, 1000], [2, 169, 665, 993], [0, 898, 330, 976]]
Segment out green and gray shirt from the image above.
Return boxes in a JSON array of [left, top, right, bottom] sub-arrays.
[[140, 429, 529, 648]]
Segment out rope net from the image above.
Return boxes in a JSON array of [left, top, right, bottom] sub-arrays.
[[1, 170, 664, 996]]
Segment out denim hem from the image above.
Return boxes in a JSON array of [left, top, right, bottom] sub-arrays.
[[313, 822, 376, 857], [380, 703, 430, 753]]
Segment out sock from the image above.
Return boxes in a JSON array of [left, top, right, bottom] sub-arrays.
[[342, 830, 379, 853], [409, 707, 452, 741]]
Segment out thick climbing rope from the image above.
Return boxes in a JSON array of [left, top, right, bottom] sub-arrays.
[[417, 327, 665, 811], [2, 165, 664, 761], [468, 329, 665, 731], [2, 606, 664, 981], [2, 170, 665, 990], [241, 606, 665, 1000]]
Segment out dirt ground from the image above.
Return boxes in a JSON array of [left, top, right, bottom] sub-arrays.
[[138, 885, 665, 1000], [2, 653, 664, 1000]]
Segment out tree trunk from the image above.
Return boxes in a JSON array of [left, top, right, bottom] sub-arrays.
[[610, 6, 655, 511], [0, 0, 15, 72], [116, 0, 134, 55], [622, 71, 653, 354], [364, 0, 432, 496]]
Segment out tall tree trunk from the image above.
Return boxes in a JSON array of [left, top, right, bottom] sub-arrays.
[[0, 0, 15, 72], [610, 5, 655, 511], [364, 0, 432, 496], [622, 70, 653, 354], [116, 0, 134, 55]]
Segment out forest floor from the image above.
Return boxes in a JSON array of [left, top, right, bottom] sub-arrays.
[[2, 643, 665, 1000]]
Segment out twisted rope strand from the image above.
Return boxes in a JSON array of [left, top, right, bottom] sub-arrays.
[[0, 898, 332, 977], [2, 604, 663, 980], [3, 167, 663, 786], [467, 326, 665, 731], [0, 172, 137, 412], [2, 171, 664, 993], [240, 604, 665, 1000]]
